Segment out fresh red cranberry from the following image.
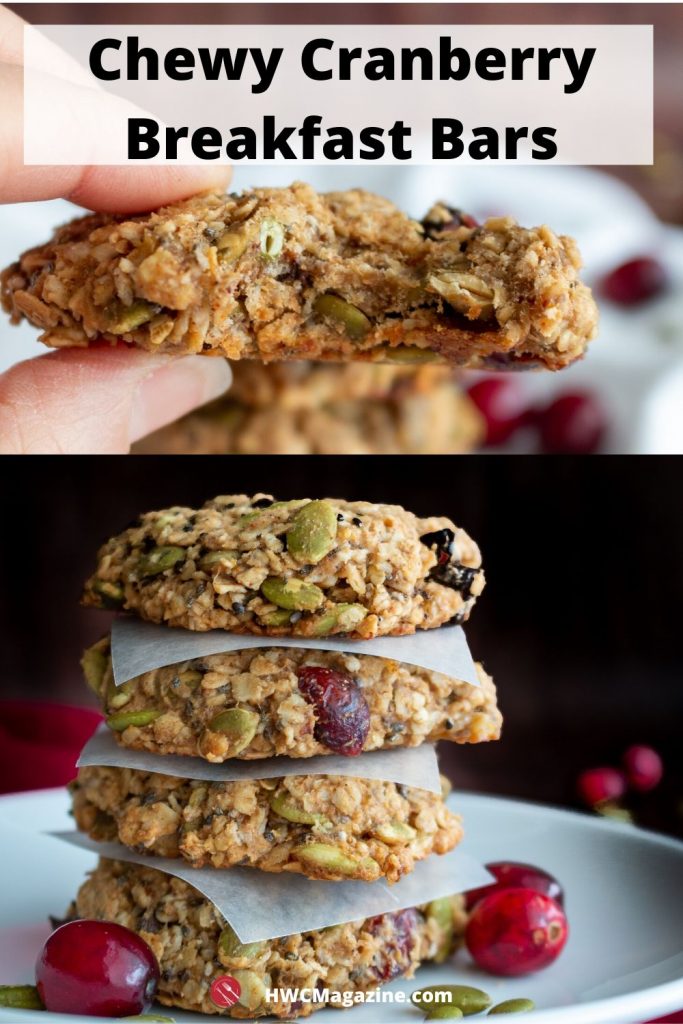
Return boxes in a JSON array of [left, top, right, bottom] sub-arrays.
[[297, 666, 370, 756], [36, 920, 159, 1016], [600, 256, 668, 306], [623, 745, 664, 792], [366, 908, 419, 981], [465, 888, 568, 976], [577, 766, 626, 807], [467, 378, 529, 446], [537, 392, 606, 454], [465, 862, 564, 913]]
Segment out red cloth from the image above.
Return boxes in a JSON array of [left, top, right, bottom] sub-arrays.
[[0, 700, 102, 794]]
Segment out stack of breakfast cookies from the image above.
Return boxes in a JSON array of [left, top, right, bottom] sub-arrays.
[[68, 493, 502, 1018], [133, 362, 485, 455]]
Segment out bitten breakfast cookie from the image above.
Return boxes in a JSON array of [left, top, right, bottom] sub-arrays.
[[69, 858, 466, 1018], [71, 768, 462, 883], [83, 637, 501, 760], [2, 183, 597, 370], [82, 494, 484, 637], [134, 361, 484, 455]]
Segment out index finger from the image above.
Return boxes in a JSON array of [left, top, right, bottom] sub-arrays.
[[0, 62, 232, 212]]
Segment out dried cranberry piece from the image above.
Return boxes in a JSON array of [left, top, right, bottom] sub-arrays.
[[420, 529, 480, 597], [422, 205, 479, 238], [366, 908, 419, 981], [420, 528, 455, 567], [297, 666, 370, 756]]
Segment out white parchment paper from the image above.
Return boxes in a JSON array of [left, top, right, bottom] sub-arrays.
[[53, 831, 491, 942], [110, 617, 480, 687], [77, 726, 442, 793]]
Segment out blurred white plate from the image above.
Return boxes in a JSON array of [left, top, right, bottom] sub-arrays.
[[1, 165, 682, 451], [0, 788, 682, 1023]]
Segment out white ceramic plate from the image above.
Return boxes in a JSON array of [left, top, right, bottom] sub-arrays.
[[0, 788, 682, 1023]]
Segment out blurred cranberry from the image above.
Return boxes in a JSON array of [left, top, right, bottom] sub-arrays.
[[467, 378, 530, 445], [465, 862, 564, 913], [465, 888, 568, 976], [537, 392, 606, 454], [623, 745, 664, 792], [600, 256, 668, 306], [577, 767, 627, 807]]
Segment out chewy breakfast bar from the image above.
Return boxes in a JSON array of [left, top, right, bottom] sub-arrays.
[[83, 636, 500, 761], [1, 183, 598, 370], [69, 857, 466, 1018], [71, 767, 462, 883], [81, 494, 485, 637]]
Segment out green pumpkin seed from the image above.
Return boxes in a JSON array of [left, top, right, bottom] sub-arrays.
[[309, 603, 367, 636], [106, 709, 162, 731], [218, 923, 266, 960], [378, 344, 441, 364], [106, 676, 135, 710], [261, 576, 324, 612], [371, 820, 417, 844], [259, 218, 285, 259], [270, 792, 330, 827], [216, 229, 248, 262], [426, 897, 455, 964], [261, 608, 295, 627], [231, 969, 266, 1010], [105, 298, 161, 333], [293, 843, 379, 878], [207, 707, 259, 755], [426, 1007, 464, 1021], [286, 500, 338, 564], [0, 985, 44, 1009], [488, 999, 536, 1015], [92, 579, 125, 608], [313, 294, 371, 340], [136, 545, 186, 577], [199, 549, 238, 571], [81, 644, 108, 696], [412, 985, 492, 1015]]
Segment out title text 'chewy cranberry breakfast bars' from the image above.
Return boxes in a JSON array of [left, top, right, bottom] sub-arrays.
[[61, 492, 502, 1015], [1, 183, 598, 370]]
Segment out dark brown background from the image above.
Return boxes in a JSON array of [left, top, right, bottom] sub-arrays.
[[0, 456, 681, 832], [10, 3, 683, 223]]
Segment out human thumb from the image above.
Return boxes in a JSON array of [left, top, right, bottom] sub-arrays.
[[0, 346, 232, 454]]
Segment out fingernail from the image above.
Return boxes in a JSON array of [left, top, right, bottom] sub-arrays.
[[129, 356, 232, 443]]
